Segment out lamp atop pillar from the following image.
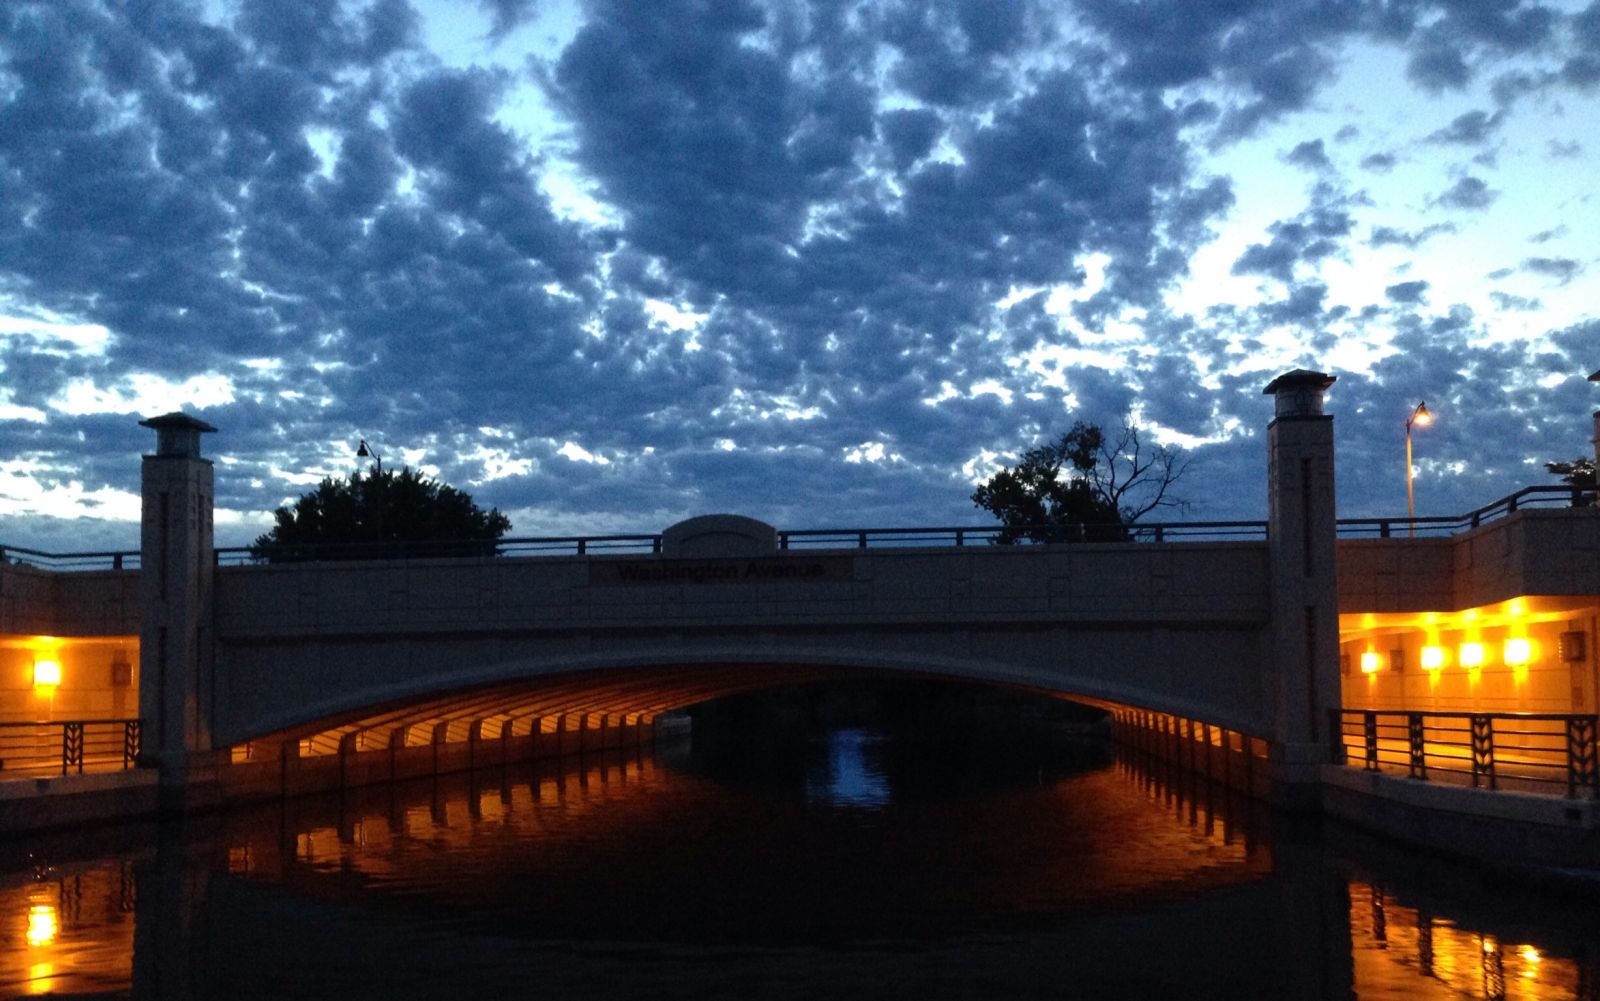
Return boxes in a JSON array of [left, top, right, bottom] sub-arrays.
[[1262, 369, 1337, 419], [138, 412, 217, 459]]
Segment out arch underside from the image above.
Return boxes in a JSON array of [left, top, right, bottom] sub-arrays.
[[232, 661, 1133, 760]]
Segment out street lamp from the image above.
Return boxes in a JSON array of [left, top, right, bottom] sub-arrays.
[[1405, 402, 1432, 537], [356, 438, 382, 475], [356, 438, 385, 551]]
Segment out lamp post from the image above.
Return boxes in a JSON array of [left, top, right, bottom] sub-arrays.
[[1405, 402, 1432, 537], [356, 438, 384, 551], [356, 438, 382, 475]]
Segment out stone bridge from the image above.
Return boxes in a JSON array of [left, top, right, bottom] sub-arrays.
[[10, 367, 1597, 813]]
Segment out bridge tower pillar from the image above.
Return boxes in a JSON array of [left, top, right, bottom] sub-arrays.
[[137, 412, 220, 803], [1263, 370, 1340, 809]]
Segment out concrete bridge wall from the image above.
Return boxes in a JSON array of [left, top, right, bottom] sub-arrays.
[[208, 540, 1274, 743], [0, 562, 139, 637], [1337, 508, 1600, 614]]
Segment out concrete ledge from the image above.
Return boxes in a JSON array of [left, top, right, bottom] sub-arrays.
[[0, 769, 160, 834], [1322, 765, 1599, 871]]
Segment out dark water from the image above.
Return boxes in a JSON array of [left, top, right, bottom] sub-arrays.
[[0, 731, 1595, 1000]]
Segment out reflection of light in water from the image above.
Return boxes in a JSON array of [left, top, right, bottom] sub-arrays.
[[25, 903, 58, 995], [1350, 885, 1576, 1000], [805, 729, 890, 808]]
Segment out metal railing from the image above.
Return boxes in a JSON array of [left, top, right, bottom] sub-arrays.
[[1336, 484, 1596, 539], [8, 482, 1592, 569], [1330, 709, 1599, 799], [776, 520, 1267, 548], [0, 720, 142, 778], [0, 543, 140, 571], [209, 519, 1269, 564]]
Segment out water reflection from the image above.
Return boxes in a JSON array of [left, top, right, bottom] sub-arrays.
[[804, 728, 890, 807], [0, 863, 136, 997], [1346, 879, 1598, 1000], [0, 738, 1592, 999]]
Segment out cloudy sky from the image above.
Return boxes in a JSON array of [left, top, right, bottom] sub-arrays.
[[1, 0, 1597, 551]]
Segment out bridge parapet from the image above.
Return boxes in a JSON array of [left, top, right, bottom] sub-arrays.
[[0, 561, 139, 637], [211, 539, 1272, 639], [1338, 507, 1600, 614]]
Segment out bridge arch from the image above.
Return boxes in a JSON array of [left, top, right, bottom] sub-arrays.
[[226, 645, 1266, 761]]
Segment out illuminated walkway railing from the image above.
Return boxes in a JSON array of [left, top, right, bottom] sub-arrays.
[[0, 720, 142, 778], [1329, 710, 1599, 799]]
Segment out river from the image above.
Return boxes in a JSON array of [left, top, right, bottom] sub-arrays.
[[0, 723, 1594, 999]]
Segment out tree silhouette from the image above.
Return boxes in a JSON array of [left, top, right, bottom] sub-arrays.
[[252, 466, 511, 562], [1545, 457, 1596, 489], [972, 420, 1189, 544]]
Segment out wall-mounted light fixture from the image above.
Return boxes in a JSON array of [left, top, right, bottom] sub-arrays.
[[1459, 642, 1485, 669], [1420, 645, 1447, 670], [1360, 651, 1382, 674], [1504, 637, 1533, 667], [32, 658, 61, 689]]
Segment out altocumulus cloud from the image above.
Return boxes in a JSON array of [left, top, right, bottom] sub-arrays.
[[0, 0, 1597, 551]]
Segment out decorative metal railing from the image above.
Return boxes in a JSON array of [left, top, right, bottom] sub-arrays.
[[0, 720, 143, 778], [1329, 709, 1600, 799]]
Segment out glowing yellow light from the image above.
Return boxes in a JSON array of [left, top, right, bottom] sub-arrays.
[[27, 962, 54, 994], [31, 660, 61, 688], [1360, 651, 1381, 674], [1519, 946, 1541, 964], [1420, 645, 1446, 670], [26, 905, 57, 947], [1459, 642, 1485, 668], [1504, 637, 1533, 666], [1508, 598, 1527, 617]]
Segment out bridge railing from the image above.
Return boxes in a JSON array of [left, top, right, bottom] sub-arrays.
[[776, 520, 1268, 548], [0, 720, 143, 779], [1329, 709, 1599, 799], [1335, 484, 1596, 539], [10, 483, 1591, 569], [0, 543, 140, 571], [208, 519, 1270, 564], [216, 534, 665, 564]]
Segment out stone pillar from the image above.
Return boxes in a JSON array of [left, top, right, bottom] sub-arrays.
[[1262, 370, 1340, 809], [138, 413, 218, 797]]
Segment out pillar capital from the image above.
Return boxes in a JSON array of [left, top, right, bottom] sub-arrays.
[[139, 412, 217, 460], [1263, 369, 1336, 420]]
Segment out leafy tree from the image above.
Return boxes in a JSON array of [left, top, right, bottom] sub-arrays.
[[972, 420, 1189, 544], [252, 466, 511, 562], [1545, 457, 1596, 488]]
